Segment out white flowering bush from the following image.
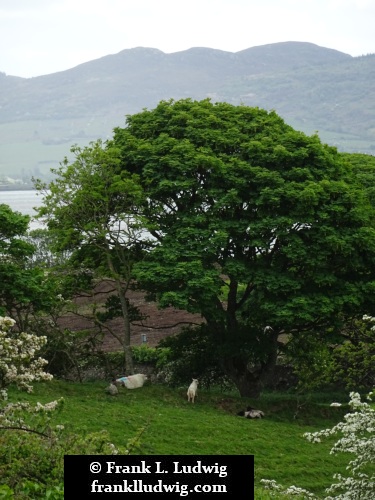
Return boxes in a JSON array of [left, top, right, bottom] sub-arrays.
[[0, 316, 121, 497], [0, 315, 58, 430], [0, 315, 72, 444], [261, 391, 375, 499], [0, 315, 52, 390]]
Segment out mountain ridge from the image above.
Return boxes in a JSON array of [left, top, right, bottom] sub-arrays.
[[1, 41, 352, 80], [0, 41, 373, 183]]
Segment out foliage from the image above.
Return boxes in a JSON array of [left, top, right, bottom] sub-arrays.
[[0, 427, 126, 498], [0, 485, 14, 499], [0, 205, 74, 357], [37, 325, 104, 381], [111, 98, 375, 397], [2, 276, 105, 383], [131, 344, 170, 366], [15, 482, 64, 500], [78, 345, 170, 380], [0, 404, 146, 497], [261, 391, 375, 499], [0, 204, 31, 254], [283, 332, 334, 392], [24, 228, 71, 268], [342, 153, 375, 209], [286, 315, 375, 393], [0, 205, 59, 328], [328, 315, 375, 391], [157, 325, 234, 390], [34, 140, 151, 374], [34, 140, 145, 255]]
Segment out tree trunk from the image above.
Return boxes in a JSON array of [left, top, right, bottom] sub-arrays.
[[106, 250, 135, 375], [123, 343, 134, 375], [221, 333, 279, 399], [225, 363, 265, 398], [116, 283, 134, 375]]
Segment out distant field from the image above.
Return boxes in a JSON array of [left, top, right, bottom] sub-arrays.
[[287, 119, 375, 155], [0, 117, 117, 180], [0, 140, 69, 180]]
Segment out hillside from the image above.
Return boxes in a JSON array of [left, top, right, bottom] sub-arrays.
[[0, 41, 374, 183]]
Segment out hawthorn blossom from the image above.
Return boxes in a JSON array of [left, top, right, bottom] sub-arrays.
[[0, 317, 53, 394], [261, 391, 375, 499], [0, 316, 59, 431]]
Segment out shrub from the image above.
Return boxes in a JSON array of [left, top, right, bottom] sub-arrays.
[[329, 315, 375, 391], [261, 391, 375, 499], [157, 326, 234, 390], [0, 427, 122, 498]]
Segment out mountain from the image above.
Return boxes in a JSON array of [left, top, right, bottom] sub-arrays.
[[0, 41, 374, 184]]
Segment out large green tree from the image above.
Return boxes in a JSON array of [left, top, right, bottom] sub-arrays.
[[110, 98, 375, 397]]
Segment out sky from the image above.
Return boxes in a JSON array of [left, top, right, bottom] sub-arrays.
[[1, 0, 375, 78]]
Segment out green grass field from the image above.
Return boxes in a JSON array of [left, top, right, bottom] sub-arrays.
[[7, 380, 354, 498], [0, 117, 115, 182]]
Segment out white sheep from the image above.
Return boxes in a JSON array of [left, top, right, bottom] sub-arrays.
[[115, 373, 148, 389], [187, 378, 199, 403]]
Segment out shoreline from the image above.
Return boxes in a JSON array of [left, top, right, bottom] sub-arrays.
[[0, 186, 35, 191]]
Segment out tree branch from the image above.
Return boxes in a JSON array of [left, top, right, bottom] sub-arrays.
[[0, 426, 51, 438]]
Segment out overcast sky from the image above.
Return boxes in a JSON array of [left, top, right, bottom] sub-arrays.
[[1, 0, 375, 78]]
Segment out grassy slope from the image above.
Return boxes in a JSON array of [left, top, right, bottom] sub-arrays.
[[8, 380, 352, 497]]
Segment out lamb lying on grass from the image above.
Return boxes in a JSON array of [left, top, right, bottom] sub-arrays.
[[187, 378, 198, 403], [105, 382, 119, 396], [115, 373, 148, 389], [237, 406, 265, 419]]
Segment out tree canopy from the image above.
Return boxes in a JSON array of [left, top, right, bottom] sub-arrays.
[[109, 99, 375, 396]]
